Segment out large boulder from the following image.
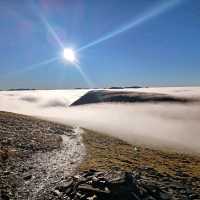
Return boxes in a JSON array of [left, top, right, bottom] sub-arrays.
[[51, 169, 172, 200]]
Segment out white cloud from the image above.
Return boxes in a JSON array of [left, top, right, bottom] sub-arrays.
[[0, 87, 200, 154]]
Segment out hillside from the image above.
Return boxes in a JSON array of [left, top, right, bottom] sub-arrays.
[[1, 111, 200, 199], [71, 90, 197, 106]]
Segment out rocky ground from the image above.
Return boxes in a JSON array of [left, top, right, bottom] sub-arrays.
[[0, 111, 200, 199], [36, 168, 200, 200], [0, 111, 85, 200], [78, 131, 200, 199]]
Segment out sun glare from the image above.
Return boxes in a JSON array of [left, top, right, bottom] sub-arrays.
[[63, 48, 76, 63]]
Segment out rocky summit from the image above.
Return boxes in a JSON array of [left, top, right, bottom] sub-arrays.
[[39, 168, 200, 200]]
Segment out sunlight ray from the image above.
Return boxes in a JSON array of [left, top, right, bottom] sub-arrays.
[[2, 57, 59, 79], [74, 62, 94, 88], [78, 0, 181, 52], [39, 14, 64, 49]]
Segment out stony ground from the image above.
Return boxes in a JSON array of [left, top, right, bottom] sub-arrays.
[[79, 130, 200, 199], [1, 111, 200, 200], [36, 168, 200, 200], [80, 130, 200, 176], [0, 111, 85, 200]]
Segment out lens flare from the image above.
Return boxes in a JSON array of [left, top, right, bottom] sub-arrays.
[[74, 62, 94, 88], [78, 0, 181, 52], [63, 48, 76, 63], [12, 0, 182, 89], [2, 57, 59, 79], [39, 14, 64, 49]]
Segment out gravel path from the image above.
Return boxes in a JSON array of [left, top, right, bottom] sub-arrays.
[[19, 128, 85, 199], [0, 112, 85, 200]]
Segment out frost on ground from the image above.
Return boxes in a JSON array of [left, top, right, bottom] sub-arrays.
[[21, 128, 85, 199]]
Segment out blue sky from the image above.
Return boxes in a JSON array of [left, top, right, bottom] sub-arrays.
[[0, 0, 200, 89]]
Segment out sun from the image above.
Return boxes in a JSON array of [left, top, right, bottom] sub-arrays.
[[63, 48, 76, 63]]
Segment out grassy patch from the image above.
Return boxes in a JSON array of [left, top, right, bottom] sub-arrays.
[[79, 129, 200, 177]]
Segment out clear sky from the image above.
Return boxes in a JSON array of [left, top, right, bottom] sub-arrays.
[[0, 0, 200, 89]]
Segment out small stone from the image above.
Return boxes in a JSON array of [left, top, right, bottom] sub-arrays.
[[134, 147, 138, 151], [78, 184, 110, 194], [3, 171, 10, 175], [189, 194, 199, 199], [53, 189, 62, 197], [87, 195, 97, 200], [56, 179, 73, 192], [23, 174, 32, 181], [1, 191, 9, 200], [159, 191, 171, 200]]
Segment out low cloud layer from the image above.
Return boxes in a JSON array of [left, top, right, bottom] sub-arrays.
[[0, 87, 200, 154], [41, 98, 68, 108], [20, 95, 39, 103]]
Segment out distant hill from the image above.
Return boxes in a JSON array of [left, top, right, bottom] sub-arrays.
[[124, 86, 142, 89], [7, 88, 36, 91], [108, 87, 124, 89], [108, 86, 142, 89], [71, 90, 195, 106]]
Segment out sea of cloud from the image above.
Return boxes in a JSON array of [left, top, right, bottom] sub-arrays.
[[0, 87, 200, 154]]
